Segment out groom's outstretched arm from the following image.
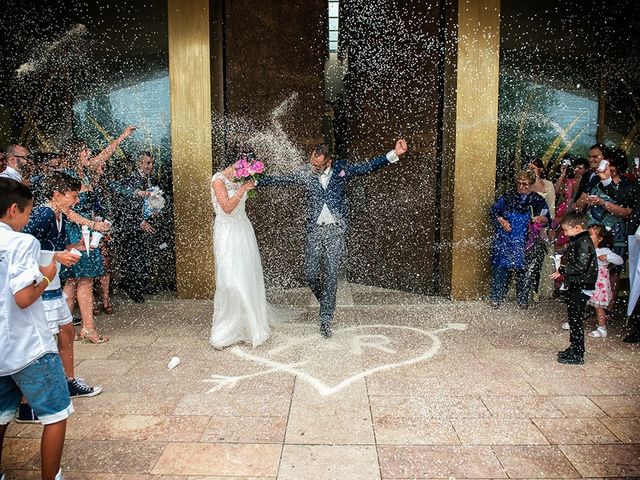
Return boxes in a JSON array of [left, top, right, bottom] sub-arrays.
[[256, 168, 305, 188], [343, 138, 408, 178]]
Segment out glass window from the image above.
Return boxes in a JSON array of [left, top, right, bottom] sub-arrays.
[[328, 0, 339, 52], [329, 2, 339, 18]]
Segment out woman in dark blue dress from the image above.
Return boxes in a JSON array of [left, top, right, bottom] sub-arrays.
[[59, 126, 136, 343], [489, 169, 551, 309]]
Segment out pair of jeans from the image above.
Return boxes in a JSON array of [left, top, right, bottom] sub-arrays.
[[490, 266, 529, 306], [0, 353, 73, 425], [565, 287, 589, 357], [118, 227, 153, 299], [304, 224, 345, 325], [525, 240, 547, 295]]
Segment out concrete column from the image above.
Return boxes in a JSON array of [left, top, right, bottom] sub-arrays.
[[168, 0, 215, 298]]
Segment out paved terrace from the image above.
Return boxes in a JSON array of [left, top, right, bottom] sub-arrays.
[[2, 282, 640, 479]]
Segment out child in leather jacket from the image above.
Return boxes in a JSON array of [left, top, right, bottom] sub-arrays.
[[551, 212, 598, 364]]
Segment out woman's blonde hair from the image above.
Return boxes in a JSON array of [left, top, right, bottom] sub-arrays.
[[517, 169, 536, 186]]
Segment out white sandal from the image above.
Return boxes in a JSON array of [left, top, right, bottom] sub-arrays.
[[589, 327, 608, 338]]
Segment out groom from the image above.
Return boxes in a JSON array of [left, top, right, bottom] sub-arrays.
[[258, 139, 408, 338]]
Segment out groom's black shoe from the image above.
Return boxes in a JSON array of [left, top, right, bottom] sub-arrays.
[[623, 332, 640, 343], [557, 354, 584, 365], [320, 323, 332, 339], [557, 348, 575, 359]]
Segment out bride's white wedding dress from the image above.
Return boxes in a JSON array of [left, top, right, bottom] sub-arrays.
[[210, 172, 270, 348]]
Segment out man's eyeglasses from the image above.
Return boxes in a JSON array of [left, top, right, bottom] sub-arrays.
[[14, 154, 33, 161], [318, 157, 331, 168], [517, 181, 532, 186]]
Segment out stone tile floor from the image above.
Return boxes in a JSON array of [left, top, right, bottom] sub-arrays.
[[2, 282, 639, 479]]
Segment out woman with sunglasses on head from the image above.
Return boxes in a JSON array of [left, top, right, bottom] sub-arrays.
[[59, 126, 136, 344], [527, 158, 556, 301], [551, 158, 590, 277]]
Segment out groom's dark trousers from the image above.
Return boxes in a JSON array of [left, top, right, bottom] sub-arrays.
[[305, 224, 345, 326]]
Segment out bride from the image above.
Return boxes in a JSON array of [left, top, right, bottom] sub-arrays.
[[209, 158, 270, 349]]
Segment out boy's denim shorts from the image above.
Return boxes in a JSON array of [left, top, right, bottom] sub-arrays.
[[0, 353, 74, 425]]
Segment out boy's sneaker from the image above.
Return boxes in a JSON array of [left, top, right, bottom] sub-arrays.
[[588, 327, 608, 338], [1, 471, 6, 480], [68, 378, 103, 398], [561, 322, 570, 330], [16, 403, 39, 423], [55, 467, 64, 480]]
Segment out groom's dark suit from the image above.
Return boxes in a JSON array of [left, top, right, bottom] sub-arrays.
[[258, 151, 399, 334]]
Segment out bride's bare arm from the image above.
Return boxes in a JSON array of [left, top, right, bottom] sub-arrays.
[[212, 179, 255, 214]]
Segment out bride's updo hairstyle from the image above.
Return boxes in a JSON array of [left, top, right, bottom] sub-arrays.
[[222, 142, 256, 169]]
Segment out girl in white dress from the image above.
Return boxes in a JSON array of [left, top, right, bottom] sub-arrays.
[[209, 163, 270, 349]]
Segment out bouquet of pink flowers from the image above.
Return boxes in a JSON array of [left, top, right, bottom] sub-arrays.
[[234, 152, 264, 199]]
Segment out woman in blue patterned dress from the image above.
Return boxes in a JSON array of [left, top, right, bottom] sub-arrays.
[[60, 127, 136, 343]]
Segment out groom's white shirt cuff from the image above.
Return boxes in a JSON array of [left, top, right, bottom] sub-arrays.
[[386, 150, 400, 163]]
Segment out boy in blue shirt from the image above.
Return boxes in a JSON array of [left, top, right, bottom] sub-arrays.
[[22, 172, 102, 410], [0, 178, 71, 480]]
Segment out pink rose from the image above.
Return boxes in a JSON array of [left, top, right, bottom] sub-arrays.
[[339, 170, 346, 177], [252, 161, 264, 174], [236, 167, 251, 178]]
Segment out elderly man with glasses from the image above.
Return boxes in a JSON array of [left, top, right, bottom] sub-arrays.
[[0, 144, 33, 184]]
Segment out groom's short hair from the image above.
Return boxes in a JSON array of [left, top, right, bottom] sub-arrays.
[[313, 143, 332, 160]]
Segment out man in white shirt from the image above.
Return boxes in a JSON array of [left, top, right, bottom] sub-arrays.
[[0, 144, 32, 184]]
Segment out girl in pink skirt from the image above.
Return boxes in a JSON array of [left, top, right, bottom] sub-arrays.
[[587, 225, 623, 337]]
